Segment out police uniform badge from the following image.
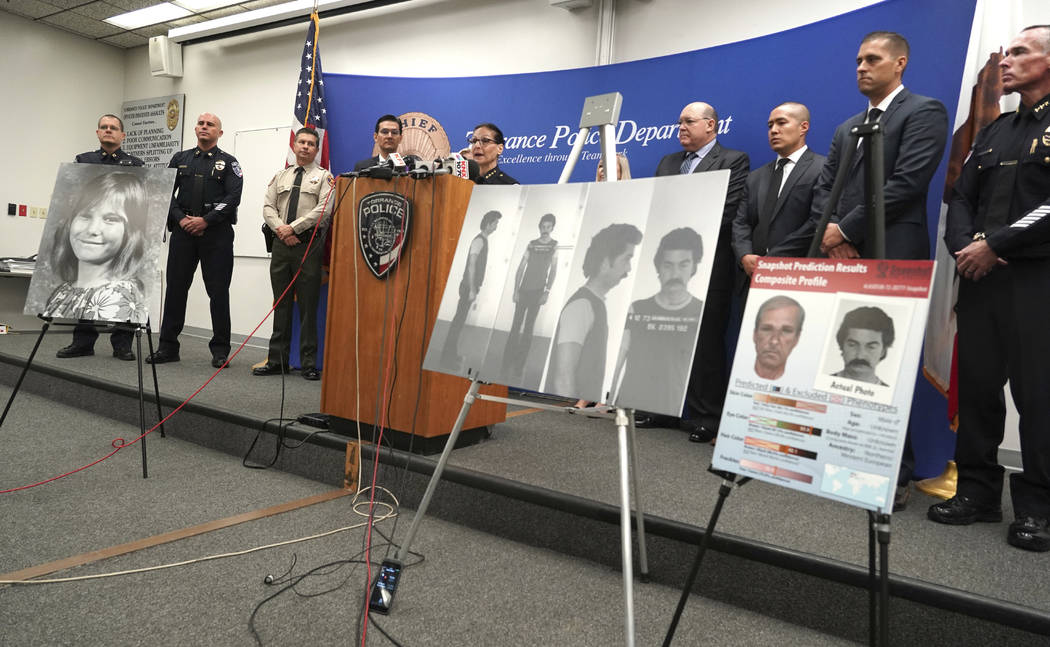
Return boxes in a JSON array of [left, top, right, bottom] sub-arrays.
[[358, 191, 411, 278], [232, 161, 242, 178], [214, 159, 226, 171], [1042, 125, 1050, 147]]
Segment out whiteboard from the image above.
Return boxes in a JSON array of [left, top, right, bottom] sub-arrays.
[[233, 127, 290, 259]]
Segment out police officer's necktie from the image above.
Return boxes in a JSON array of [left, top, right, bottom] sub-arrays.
[[867, 107, 883, 123], [285, 167, 305, 224], [679, 152, 698, 174], [754, 158, 789, 255]]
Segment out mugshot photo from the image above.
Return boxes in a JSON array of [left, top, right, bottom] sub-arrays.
[[423, 184, 524, 377], [24, 163, 174, 325], [813, 294, 915, 404]]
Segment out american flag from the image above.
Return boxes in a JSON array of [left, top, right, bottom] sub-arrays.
[[287, 11, 329, 169]]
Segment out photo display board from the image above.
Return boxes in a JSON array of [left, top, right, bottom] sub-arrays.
[[24, 164, 175, 325], [422, 172, 728, 416], [711, 259, 935, 513]]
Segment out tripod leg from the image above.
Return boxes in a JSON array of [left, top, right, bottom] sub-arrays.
[[394, 379, 481, 562], [876, 513, 891, 647], [1, 322, 49, 429], [145, 322, 165, 438], [136, 328, 148, 479], [662, 476, 739, 647], [614, 408, 636, 647], [625, 409, 650, 582], [868, 511, 877, 647]]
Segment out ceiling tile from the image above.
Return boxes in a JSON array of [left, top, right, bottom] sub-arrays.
[[41, 10, 121, 38], [240, 0, 288, 8], [100, 30, 149, 47], [132, 22, 170, 37], [0, 1, 63, 19], [70, 1, 125, 20], [168, 14, 206, 27], [200, 5, 243, 20], [39, 0, 98, 8], [102, 0, 157, 10]]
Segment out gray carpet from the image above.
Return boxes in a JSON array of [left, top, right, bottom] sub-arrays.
[[0, 388, 858, 647], [2, 327, 1048, 641]]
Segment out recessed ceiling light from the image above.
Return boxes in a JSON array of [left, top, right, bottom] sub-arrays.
[[104, 3, 192, 30], [172, 0, 241, 10]]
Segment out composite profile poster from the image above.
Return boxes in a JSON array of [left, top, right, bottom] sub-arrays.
[[24, 164, 174, 324], [422, 185, 525, 377], [481, 183, 588, 389], [710, 259, 935, 513]]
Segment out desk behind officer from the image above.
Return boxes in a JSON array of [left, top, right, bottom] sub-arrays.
[[254, 127, 334, 381], [57, 113, 144, 362], [147, 112, 242, 369], [928, 25, 1050, 552], [353, 114, 402, 171], [651, 101, 749, 443]]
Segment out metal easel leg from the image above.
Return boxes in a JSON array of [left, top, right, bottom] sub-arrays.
[[145, 322, 165, 438], [135, 327, 148, 478], [0, 322, 50, 429], [614, 407, 636, 647], [625, 408, 649, 582], [394, 378, 481, 562]]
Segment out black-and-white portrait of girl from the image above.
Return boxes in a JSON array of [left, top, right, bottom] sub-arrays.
[[25, 164, 174, 324]]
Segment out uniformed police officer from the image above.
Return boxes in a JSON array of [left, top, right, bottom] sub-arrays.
[[147, 113, 242, 368], [56, 114, 144, 362], [928, 25, 1050, 552], [254, 127, 334, 381]]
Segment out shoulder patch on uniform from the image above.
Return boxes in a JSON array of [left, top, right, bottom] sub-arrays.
[[232, 161, 242, 178]]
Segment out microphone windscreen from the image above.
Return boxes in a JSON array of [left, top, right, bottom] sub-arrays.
[[466, 159, 480, 182]]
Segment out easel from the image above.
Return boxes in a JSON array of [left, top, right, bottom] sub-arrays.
[[0, 318, 166, 478], [663, 120, 894, 646], [392, 93, 653, 646]]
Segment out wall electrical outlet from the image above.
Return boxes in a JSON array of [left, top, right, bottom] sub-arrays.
[[6, 203, 14, 216], [30, 207, 42, 219]]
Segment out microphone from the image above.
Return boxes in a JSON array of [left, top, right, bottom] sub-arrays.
[[389, 152, 408, 171], [432, 156, 480, 181], [339, 159, 395, 179]]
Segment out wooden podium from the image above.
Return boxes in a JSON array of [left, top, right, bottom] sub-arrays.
[[320, 175, 507, 453]]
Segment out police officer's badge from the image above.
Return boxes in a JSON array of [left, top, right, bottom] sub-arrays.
[[359, 192, 411, 278], [1042, 125, 1050, 147], [214, 160, 226, 171]]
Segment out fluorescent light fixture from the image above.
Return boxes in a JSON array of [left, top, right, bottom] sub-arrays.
[[172, 0, 240, 10], [105, 2, 192, 30], [167, 0, 376, 42]]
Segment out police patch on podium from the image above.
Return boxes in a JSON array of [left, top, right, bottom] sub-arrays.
[[358, 191, 411, 278]]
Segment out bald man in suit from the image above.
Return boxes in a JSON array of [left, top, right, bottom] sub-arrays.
[[647, 101, 749, 442], [732, 102, 826, 272]]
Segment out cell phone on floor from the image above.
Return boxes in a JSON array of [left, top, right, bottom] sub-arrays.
[[368, 558, 403, 615]]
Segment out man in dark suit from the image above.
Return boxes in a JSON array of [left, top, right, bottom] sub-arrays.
[[352, 114, 402, 171], [649, 101, 749, 442], [812, 31, 949, 510], [815, 31, 948, 261], [732, 102, 825, 272]]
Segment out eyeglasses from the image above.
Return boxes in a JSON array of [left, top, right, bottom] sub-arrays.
[[468, 137, 498, 146], [378, 128, 400, 136]]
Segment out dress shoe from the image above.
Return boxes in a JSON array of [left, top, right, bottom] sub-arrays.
[[145, 349, 180, 364], [112, 347, 135, 361], [302, 367, 321, 381], [212, 355, 229, 369], [56, 344, 94, 359], [252, 363, 290, 376], [893, 483, 911, 512], [680, 419, 716, 443], [927, 495, 1002, 525], [634, 412, 677, 429], [1007, 516, 1050, 552]]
